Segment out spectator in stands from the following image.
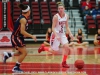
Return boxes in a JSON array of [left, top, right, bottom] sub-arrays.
[[94, 29, 100, 46], [74, 28, 89, 46], [44, 28, 52, 46], [82, 0, 92, 10], [83, 6, 91, 24], [94, 29, 100, 60], [91, 5, 100, 19]]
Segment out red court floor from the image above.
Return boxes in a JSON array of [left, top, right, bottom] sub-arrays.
[[0, 45, 100, 75]]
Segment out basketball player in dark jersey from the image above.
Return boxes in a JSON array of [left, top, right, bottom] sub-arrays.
[[74, 29, 88, 46], [94, 29, 100, 46], [3, 4, 36, 72]]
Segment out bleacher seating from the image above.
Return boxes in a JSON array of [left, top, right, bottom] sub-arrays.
[[96, 16, 100, 29], [13, 2, 21, 23], [80, 0, 98, 35], [49, 2, 57, 19], [40, 1, 51, 32], [86, 16, 96, 34], [31, 2, 41, 34]]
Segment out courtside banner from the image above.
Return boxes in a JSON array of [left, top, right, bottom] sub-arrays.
[[0, 31, 12, 47]]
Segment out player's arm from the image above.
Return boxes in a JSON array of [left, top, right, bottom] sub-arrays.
[[65, 15, 73, 38], [20, 18, 36, 39], [94, 34, 97, 41], [52, 15, 58, 37], [45, 33, 48, 40]]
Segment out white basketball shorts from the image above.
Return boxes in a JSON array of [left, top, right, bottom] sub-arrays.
[[50, 32, 68, 51]]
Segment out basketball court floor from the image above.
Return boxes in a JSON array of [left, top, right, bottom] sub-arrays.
[[0, 44, 100, 75]]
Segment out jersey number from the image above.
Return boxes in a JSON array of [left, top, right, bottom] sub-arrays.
[[59, 25, 63, 33]]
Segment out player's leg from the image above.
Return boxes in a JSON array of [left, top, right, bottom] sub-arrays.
[[94, 40, 99, 46], [3, 49, 21, 63], [43, 41, 50, 46], [12, 46, 27, 72], [38, 36, 60, 54], [3, 36, 22, 63], [69, 42, 74, 46], [74, 42, 81, 46], [61, 36, 70, 68], [80, 42, 89, 46], [38, 33, 60, 54]]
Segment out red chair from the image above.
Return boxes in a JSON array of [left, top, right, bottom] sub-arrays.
[[86, 16, 93, 20], [44, 20, 51, 24], [87, 20, 95, 24], [41, 5, 48, 8], [13, 12, 20, 16], [22, 2, 29, 4], [13, 2, 20, 5], [88, 24, 96, 34], [42, 12, 49, 16], [41, 2, 47, 5], [33, 12, 40, 16], [97, 20, 100, 24], [51, 12, 57, 16], [32, 2, 38, 5], [49, 2, 56, 5], [50, 5, 57, 8], [33, 20, 41, 24], [32, 5, 38, 8], [33, 16, 40, 19], [96, 16, 100, 20], [42, 9, 48, 12], [88, 24, 96, 29], [32, 9, 39, 12], [43, 16, 50, 20]]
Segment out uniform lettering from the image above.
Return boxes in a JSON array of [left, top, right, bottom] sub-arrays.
[[59, 21, 66, 33]]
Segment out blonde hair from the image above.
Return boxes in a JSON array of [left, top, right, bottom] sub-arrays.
[[56, 2, 65, 7]]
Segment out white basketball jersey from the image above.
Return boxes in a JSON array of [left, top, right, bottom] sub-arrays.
[[55, 13, 68, 33]]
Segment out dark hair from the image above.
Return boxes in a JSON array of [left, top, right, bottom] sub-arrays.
[[18, 3, 28, 10], [56, 2, 65, 8], [78, 28, 82, 35]]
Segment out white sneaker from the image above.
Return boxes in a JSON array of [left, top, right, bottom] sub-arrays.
[[3, 52, 9, 63]]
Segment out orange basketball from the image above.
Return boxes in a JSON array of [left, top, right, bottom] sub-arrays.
[[74, 59, 84, 69]]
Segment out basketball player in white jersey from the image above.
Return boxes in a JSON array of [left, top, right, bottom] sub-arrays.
[[38, 2, 74, 68]]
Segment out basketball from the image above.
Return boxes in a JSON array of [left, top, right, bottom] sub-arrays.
[[74, 59, 84, 69]]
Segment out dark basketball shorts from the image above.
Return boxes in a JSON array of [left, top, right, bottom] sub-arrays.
[[11, 35, 26, 49]]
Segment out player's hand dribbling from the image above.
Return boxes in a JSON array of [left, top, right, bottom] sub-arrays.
[[32, 35, 37, 42]]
